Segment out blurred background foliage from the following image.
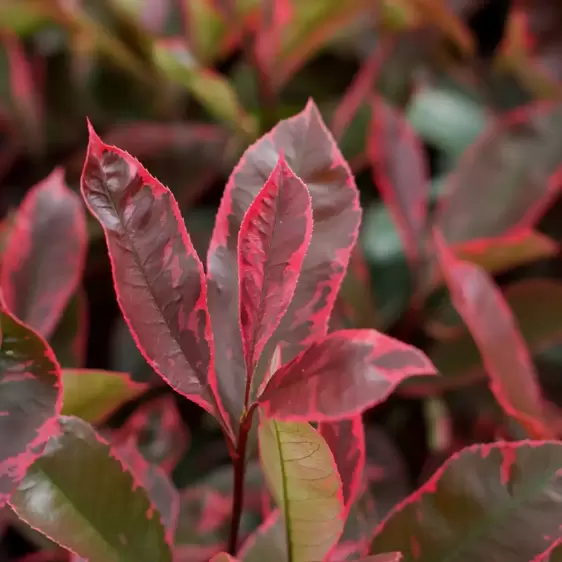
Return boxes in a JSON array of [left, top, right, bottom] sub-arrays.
[[3, 0, 562, 559]]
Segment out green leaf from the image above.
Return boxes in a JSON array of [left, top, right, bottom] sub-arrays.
[[370, 441, 562, 561], [10, 416, 172, 562], [61, 369, 147, 424], [153, 39, 256, 137], [407, 85, 487, 160], [258, 417, 344, 562]]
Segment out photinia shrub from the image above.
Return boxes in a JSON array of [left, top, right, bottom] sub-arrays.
[[1, 98, 562, 562]]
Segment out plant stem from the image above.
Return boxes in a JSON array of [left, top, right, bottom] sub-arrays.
[[227, 411, 253, 554]]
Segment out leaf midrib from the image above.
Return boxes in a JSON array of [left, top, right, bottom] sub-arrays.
[[100, 165, 208, 397]]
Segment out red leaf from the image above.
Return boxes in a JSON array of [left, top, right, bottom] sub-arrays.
[[114, 396, 189, 474], [368, 95, 430, 269], [331, 46, 386, 141], [1, 169, 87, 339], [80, 123, 232, 441], [434, 103, 562, 245], [207, 99, 361, 432], [0, 298, 61, 506], [318, 416, 365, 519], [433, 230, 552, 439], [238, 155, 312, 400], [258, 329, 436, 420], [114, 439, 180, 545]]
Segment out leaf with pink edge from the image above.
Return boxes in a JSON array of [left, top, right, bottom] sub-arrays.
[[10, 416, 172, 562], [258, 330, 436, 421], [370, 441, 562, 562], [238, 155, 312, 394], [434, 231, 551, 439], [318, 415, 365, 518], [368, 95, 430, 269], [207, 99, 361, 433], [1, 168, 87, 339], [80, 123, 231, 442], [0, 300, 61, 506]]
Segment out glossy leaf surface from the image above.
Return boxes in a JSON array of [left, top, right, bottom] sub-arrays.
[[1, 169, 87, 338], [61, 369, 147, 424], [434, 232, 551, 438], [207, 100, 360, 431], [368, 96, 429, 267], [0, 302, 61, 505], [238, 156, 312, 383], [318, 416, 365, 518], [259, 330, 436, 420], [258, 417, 344, 562], [370, 441, 562, 561], [80, 124, 227, 436], [10, 416, 172, 562]]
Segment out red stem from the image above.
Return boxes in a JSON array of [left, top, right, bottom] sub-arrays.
[[227, 403, 257, 554]]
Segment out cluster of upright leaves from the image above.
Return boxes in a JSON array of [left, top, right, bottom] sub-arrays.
[[79, 98, 437, 559]]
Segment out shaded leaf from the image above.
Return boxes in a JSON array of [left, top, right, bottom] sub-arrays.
[[207, 99, 361, 433], [80, 124, 231, 440], [10, 416, 172, 562], [259, 329, 436, 421], [434, 103, 562, 244], [239, 510, 287, 562], [370, 441, 562, 561], [48, 290, 88, 370], [368, 95, 430, 268], [409, 278, 562, 395], [359, 552, 403, 562], [258, 417, 344, 562], [114, 395, 188, 473], [0, 300, 61, 506], [61, 369, 147, 424], [238, 155, 312, 385], [452, 229, 557, 276], [434, 231, 551, 439], [318, 416, 365, 518], [1, 168, 87, 339], [153, 39, 256, 136], [210, 554, 238, 562], [113, 438, 179, 542]]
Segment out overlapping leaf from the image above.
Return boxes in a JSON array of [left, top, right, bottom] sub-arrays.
[[434, 232, 551, 438], [113, 438, 179, 542], [114, 396, 189, 473], [61, 369, 147, 424], [0, 300, 61, 506], [80, 124, 230, 439], [259, 330, 436, 420], [1, 168, 87, 338], [10, 416, 172, 562], [368, 95, 430, 269], [370, 441, 562, 561], [434, 103, 562, 244], [318, 416, 365, 518], [207, 100, 361, 432], [238, 510, 287, 562], [238, 156, 312, 392], [258, 417, 344, 562]]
